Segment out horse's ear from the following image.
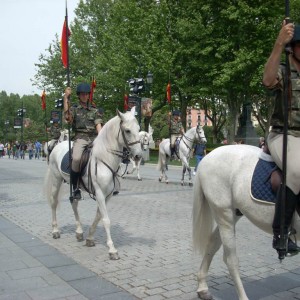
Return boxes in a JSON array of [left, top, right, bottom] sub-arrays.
[[130, 106, 136, 116], [117, 109, 125, 120], [148, 124, 154, 136]]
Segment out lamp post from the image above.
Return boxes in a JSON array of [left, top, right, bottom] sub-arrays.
[[17, 101, 26, 144], [4, 120, 9, 143], [187, 106, 192, 129], [127, 71, 153, 127]]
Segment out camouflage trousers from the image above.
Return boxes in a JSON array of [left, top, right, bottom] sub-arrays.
[[268, 131, 300, 195]]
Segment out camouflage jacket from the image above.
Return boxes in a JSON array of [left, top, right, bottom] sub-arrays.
[[50, 126, 61, 139], [71, 104, 102, 140], [170, 118, 183, 134], [270, 63, 300, 136]]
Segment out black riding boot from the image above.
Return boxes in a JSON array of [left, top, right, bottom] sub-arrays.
[[170, 147, 175, 160], [71, 170, 81, 200], [272, 185, 299, 258]]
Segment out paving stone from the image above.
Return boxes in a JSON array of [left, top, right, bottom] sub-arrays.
[[1, 159, 300, 300]]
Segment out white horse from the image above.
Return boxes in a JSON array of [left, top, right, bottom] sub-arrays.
[[123, 130, 152, 181], [44, 129, 69, 158], [44, 108, 142, 260], [193, 145, 300, 300], [157, 126, 207, 186]]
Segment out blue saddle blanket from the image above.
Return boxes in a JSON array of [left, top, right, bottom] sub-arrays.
[[250, 158, 277, 204], [61, 151, 71, 175]]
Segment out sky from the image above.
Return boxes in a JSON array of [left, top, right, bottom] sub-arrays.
[[0, 0, 79, 96]]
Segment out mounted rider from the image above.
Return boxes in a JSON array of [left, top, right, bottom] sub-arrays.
[[63, 82, 103, 200], [263, 21, 300, 256], [168, 110, 185, 159], [47, 121, 61, 154]]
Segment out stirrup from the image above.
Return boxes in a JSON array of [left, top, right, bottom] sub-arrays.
[[73, 189, 82, 200]]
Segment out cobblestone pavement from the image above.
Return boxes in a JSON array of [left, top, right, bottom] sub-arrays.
[[0, 156, 299, 300]]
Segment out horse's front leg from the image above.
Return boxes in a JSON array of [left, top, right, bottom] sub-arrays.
[[87, 189, 119, 260], [197, 228, 222, 300], [137, 158, 142, 181], [71, 200, 84, 241], [187, 166, 193, 186], [181, 165, 186, 186]]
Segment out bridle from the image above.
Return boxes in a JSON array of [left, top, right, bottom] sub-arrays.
[[140, 133, 150, 150], [180, 127, 206, 151], [108, 120, 140, 159]]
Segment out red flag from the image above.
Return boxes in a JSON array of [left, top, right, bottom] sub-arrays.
[[60, 20, 71, 68], [89, 78, 97, 106], [166, 81, 171, 104], [124, 94, 129, 111], [41, 90, 46, 110]]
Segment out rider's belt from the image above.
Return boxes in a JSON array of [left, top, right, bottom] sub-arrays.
[[74, 132, 96, 141]]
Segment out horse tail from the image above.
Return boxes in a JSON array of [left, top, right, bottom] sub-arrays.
[[192, 175, 214, 256]]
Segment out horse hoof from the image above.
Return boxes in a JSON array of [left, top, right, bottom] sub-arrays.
[[197, 290, 213, 300], [138, 178, 142, 181], [181, 182, 184, 186], [52, 232, 60, 239], [189, 182, 193, 187], [159, 178, 162, 182], [109, 252, 120, 260], [76, 233, 84, 241], [85, 239, 95, 247]]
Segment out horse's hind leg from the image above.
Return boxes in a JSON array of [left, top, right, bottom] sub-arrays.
[[216, 210, 249, 300], [197, 228, 222, 300], [49, 180, 63, 239], [71, 200, 84, 241]]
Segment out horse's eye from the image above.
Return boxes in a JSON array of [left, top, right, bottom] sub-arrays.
[[125, 129, 131, 134]]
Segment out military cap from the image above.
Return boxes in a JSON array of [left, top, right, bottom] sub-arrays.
[[291, 25, 300, 44], [172, 110, 181, 116]]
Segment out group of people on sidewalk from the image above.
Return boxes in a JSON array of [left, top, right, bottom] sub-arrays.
[[0, 140, 43, 160]]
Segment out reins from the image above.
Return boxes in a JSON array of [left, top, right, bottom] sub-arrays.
[[81, 119, 139, 200]]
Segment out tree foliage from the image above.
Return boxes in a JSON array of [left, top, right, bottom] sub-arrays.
[[2, 0, 300, 143]]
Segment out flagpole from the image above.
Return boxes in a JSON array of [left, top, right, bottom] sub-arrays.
[[64, 0, 73, 203]]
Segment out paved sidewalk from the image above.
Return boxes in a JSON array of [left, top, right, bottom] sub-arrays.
[[0, 216, 136, 300], [0, 156, 299, 299]]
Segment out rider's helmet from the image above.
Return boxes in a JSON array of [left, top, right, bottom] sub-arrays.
[[76, 83, 91, 95], [172, 110, 181, 116], [291, 25, 300, 44]]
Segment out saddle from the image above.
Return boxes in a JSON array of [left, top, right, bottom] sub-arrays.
[[61, 143, 94, 196], [251, 145, 300, 218]]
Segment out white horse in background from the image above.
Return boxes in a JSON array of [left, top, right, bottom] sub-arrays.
[[193, 145, 300, 300], [123, 126, 153, 181], [157, 126, 207, 186], [44, 129, 69, 158], [44, 108, 142, 260]]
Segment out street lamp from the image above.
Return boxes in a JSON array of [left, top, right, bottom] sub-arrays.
[[4, 120, 9, 143], [17, 104, 26, 144], [127, 71, 153, 127]]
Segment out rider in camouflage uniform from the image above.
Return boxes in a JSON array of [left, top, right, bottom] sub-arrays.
[[63, 83, 102, 200], [263, 21, 300, 255], [169, 110, 185, 159], [47, 121, 61, 153]]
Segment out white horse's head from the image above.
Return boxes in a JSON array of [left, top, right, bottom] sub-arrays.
[[195, 125, 207, 144], [117, 108, 142, 160], [58, 129, 69, 142], [139, 131, 150, 151]]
